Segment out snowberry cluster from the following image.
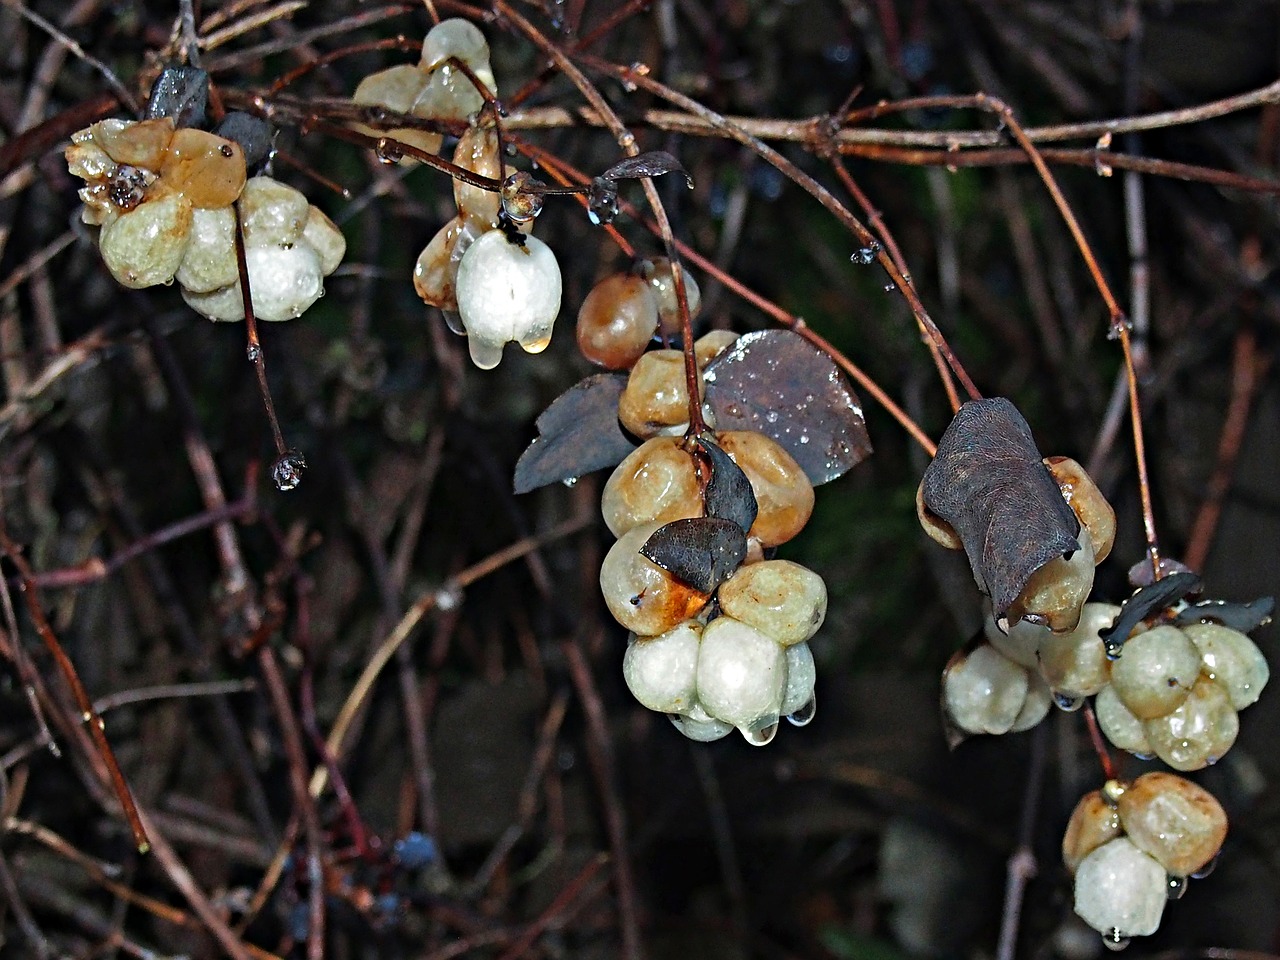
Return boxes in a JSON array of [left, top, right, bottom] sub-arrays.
[[582, 269, 824, 745], [935, 457, 1116, 736], [359, 18, 561, 369], [1064, 772, 1227, 944], [66, 118, 345, 320]]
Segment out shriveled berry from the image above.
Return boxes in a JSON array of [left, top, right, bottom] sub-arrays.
[[90, 117, 175, 169], [1045, 456, 1116, 564], [1006, 533, 1095, 633], [161, 128, 246, 208], [1142, 674, 1238, 771], [623, 622, 701, 714], [452, 125, 502, 229], [577, 273, 659, 369], [943, 644, 1029, 736], [718, 559, 827, 646], [618, 349, 699, 437], [1116, 771, 1227, 877], [695, 615, 786, 728], [1181, 622, 1269, 710], [717, 431, 814, 546], [1073, 838, 1166, 938], [1038, 602, 1119, 698], [600, 436, 702, 538], [1110, 624, 1201, 720], [1062, 790, 1122, 874], [599, 523, 710, 635], [352, 65, 444, 158], [1095, 684, 1154, 756]]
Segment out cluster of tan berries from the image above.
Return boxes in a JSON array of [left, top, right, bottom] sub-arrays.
[[356, 18, 561, 370], [922, 453, 1270, 942], [580, 267, 825, 745], [65, 117, 344, 321]]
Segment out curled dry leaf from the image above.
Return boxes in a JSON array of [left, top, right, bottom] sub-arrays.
[[697, 436, 758, 535], [1097, 571, 1202, 656], [703, 330, 871, 485], [920, 398, 1081, 624], [640, 517, 747, 594], [513, 373, 637, 494]]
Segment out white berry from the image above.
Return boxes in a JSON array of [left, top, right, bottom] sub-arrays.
[[1073, 837, 1166, 938]]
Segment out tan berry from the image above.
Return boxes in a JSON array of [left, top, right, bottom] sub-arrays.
[[618, 349, 699, 438], [1045, 456, 1116, 564], [160, 128, 246, 208], [717, 431, 814, 546], [577, 273, 659, 370], [599, 523, 710, 635], [1038, 602, 1120, 698], [1116, 771, 1227, 877], [600, 436, 703, 538], [718, 559, 827, 646], [1062, 790, 1123, 874], [1142, 674, 1239, 771]]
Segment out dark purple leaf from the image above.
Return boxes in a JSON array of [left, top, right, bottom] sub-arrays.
[[215, 112, 274, 169], [513, 374, 637, 494], [920, 398, 1080, 622], [703, 329, 872, 485], [599, 151, 693, 188], [697, 436, 757, 535], [1174, 596, 1274, 633], [641, 518, 747, 594], [1100, 571, 1202, 656], [1127, 553, 1194, 587], [145, 65, 209, 129]]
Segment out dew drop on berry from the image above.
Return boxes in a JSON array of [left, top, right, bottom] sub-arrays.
[[1166, 875, 1188, 900], [739, 716, 779, 746], [1101, 931, 1130, 952], [786, 695, 816, 727], [1053, 692, 1084, 712]]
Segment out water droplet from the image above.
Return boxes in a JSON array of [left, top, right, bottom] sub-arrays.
[[1104, 640, 1124, 660], [786, 696, 816, 727], [374, 138, 403, 164], [272, 450, 307, 491], [1102, 930, 1130, 952], [246, 344, 262, 362], [850, 240, 881, 265], [435, 584, 463, 611], [1053, 692, 1084, 712], [1132, 752, 1155, 762], [740, 717, 779, 746], [1167, 875, 1188, 900], [1191, 855, 1218, 879], [883, 282, 896, 292], [561, 476, 579, 488]]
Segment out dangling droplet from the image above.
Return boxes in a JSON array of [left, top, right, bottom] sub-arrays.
[[740, 715, 779, 746], [374, 137, 403, 164], [1104, 641, 1124, 661], [246, 343, 262, 362], [1053, 692, 1084, 712], [1191, 855, 1218, 879], [1132, 752, 1155, 762], [883, 282, 896, 292], [1101, 930, 1130, 952], [850, 241, 880, 265], [786, 695, 816, 727], [1167, 875, 1188, 900], [561, 476, 579, 488], [272, 449, 307, 492]]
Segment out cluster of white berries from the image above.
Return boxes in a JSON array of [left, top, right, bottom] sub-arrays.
[[933, 457, 1116, 737], [1065, 772, 1227, 944], [66, 118, 345, 321], [357, 18, 562, 369], [582, 279, 825, 744]]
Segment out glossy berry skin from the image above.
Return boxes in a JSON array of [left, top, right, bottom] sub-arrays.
[[455, 230, 562, 369], [1182, 622, 1269, 710], [942, 644, 1029, 736], [1116, 772, 1227, 877], [599, 523, 710, 636], [1095, 683, 1154, 756], [1062, 789, 1122, 873], [717, 559, 827, 646], [716, 431, 814, 547], [695, 615, 786, 729], [618, 350, 698, 437], [1110, 624, 1202, 720], [1073, 837, 1166, 938], [577, 273, 659, 369], [1005, 533, 1095, 633], [1142, 674, 1239, 771], [600, 436, 702, 538], [623, 622, 701, 714], [1037, 602, 1119, 698], [640, 257, 702, 340], [1045, 456, 1116, 563], [161, 128, 246, 209]]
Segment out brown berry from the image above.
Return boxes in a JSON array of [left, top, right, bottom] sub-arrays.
[[577, 273, 659, 369]]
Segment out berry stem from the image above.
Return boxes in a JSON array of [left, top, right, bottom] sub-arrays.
[[1082, 701, 1118, 782], [232, 205, 288, 458]]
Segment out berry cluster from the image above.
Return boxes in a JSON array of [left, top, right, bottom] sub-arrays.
[[361, 19, 562, 369], [584, 270, 824, 745], [1064, 772, 1227, 944], [66, 118, 345, 320], [934, 457, 1116, 737]]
